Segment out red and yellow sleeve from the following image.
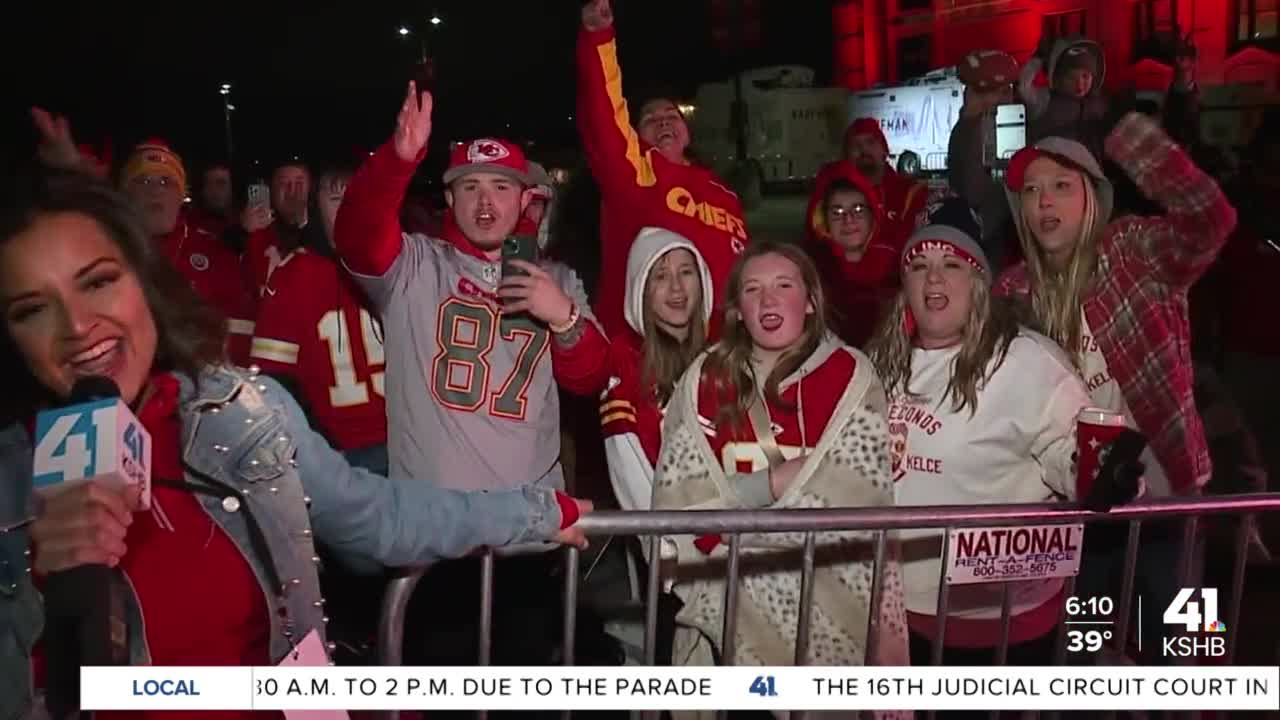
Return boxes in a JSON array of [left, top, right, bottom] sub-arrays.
[[575, 26, 659, 199]]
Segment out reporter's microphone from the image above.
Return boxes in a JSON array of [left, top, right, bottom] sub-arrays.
[[33, 376, 152, 720]]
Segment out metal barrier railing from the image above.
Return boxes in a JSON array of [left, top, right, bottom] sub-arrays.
[[376, 493, 1280, 720]]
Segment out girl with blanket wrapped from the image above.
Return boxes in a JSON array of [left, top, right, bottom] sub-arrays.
[[652, 240, 911, 688]]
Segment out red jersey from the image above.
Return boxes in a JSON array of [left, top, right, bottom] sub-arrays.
[[697, 348, 857, 475], [598, 333, 663, 466], [577, 26, 747, 339], [250, 250, 388, 451], [155, 216, 256, 365], [876, 166, 929, 251], [244, 223, 307, 299]]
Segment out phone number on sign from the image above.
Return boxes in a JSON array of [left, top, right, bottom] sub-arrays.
[[965, 560, 1061, 580]]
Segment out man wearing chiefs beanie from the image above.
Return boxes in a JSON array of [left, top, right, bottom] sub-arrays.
[[841, 118, 929, 254], [120, 139, 257, 364]]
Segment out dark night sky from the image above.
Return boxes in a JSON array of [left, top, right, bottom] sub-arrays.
[[2, 1, 832, 178]]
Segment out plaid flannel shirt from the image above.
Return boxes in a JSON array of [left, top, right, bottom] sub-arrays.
[[996, 113, 1237, 495]]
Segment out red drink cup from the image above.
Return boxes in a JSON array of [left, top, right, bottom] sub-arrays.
[[1076, 407, 1128, 499]]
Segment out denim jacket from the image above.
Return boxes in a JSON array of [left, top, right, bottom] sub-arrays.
[[0, 364, 563, 720]]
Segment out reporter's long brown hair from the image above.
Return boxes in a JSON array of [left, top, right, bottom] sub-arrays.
[[703, 241, 829, 433], [868, 280, 1020, 415], [0, 168, 227, 422]]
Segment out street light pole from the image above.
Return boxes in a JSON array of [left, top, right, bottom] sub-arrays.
[[220, 84, 234, 166]]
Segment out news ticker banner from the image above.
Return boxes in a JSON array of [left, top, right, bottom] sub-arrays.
[[84, 665, 1280, 712]]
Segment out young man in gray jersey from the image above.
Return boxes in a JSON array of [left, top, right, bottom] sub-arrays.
[[334, 83, 611, 669]]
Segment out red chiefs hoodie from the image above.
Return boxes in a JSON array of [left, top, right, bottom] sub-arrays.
[[804, 161, 901, 348], [577, 25, 747, 340]]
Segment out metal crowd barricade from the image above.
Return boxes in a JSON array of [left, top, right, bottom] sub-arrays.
[[376, 493, 1280, 720]]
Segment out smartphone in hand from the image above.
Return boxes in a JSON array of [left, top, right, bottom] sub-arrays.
[[992, 103, 1027, 165], [501, 235, 538, 278], [247, 182, 270, 209]]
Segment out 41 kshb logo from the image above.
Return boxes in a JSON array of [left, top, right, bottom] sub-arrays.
[[1162, 588, 1227, 658]]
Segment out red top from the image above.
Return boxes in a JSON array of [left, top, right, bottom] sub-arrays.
[[243, 225, 293, 300], [576, 26, 747, 340], [251, 249, 389, 451], [106, 373, 275, 719], [841, 123, 929, 251], [805, 161, 901, 348], [596, 331, 664, 466], [698, 349, 856, 473], [156, 215, 256, 365]]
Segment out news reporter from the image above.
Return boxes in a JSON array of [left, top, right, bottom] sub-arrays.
[[0, 169, 589, 720]]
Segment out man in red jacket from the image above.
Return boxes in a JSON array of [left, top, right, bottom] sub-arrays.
[[844, 118, 929, 251], [578, 0, 747, 339]]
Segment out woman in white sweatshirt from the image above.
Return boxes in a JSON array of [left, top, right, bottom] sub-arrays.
[[868, 210, 1093, 667]]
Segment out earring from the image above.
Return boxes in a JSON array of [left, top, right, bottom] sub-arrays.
[[902, 307, 917, 337]]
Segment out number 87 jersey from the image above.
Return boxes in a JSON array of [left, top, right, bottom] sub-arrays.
[[344, 221, 598, 494], [250, 250, 388, 453]]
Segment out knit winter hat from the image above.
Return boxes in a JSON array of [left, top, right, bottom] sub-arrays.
[[121, 139, 186, 191], [901, 223, 992, 283]]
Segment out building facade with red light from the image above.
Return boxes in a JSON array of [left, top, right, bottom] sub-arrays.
[[831, 0, 1280, 94]]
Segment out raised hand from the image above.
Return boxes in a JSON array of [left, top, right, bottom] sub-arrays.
[[393, 81, 433, 163], [32, 107, 83, 171], [582, 0, 613, 32]]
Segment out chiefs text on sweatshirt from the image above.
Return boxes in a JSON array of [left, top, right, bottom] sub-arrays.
[[577, 26, 747, 339]]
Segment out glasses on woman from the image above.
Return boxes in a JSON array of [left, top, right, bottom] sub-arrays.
[[827, 203, 870, 223]]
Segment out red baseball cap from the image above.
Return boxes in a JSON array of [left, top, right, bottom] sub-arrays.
[[443, 138, 529, 185], [1004, 147, 1077, 191]]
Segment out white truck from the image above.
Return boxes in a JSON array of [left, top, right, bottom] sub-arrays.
[[846, 67, 966, 173], [690, 66, 848, 191]]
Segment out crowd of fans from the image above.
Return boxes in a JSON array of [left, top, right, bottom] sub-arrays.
[[2, 0, 1276, 717]]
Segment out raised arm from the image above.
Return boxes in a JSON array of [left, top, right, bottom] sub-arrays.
[[1105, 111, 1237, 288], [334, 83, 432, 279], [575, 0, 660, 199], [1017, 49, 1050, 120]]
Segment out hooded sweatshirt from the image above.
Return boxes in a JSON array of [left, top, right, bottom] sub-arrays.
[[594, 229, 716, 510], [995, 112, 1237, 495], [1018, 36, 1109, 154], [805, 161, 901, 347]]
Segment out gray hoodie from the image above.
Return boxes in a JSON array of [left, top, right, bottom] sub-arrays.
[[1018, 37, 1109, 152]]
